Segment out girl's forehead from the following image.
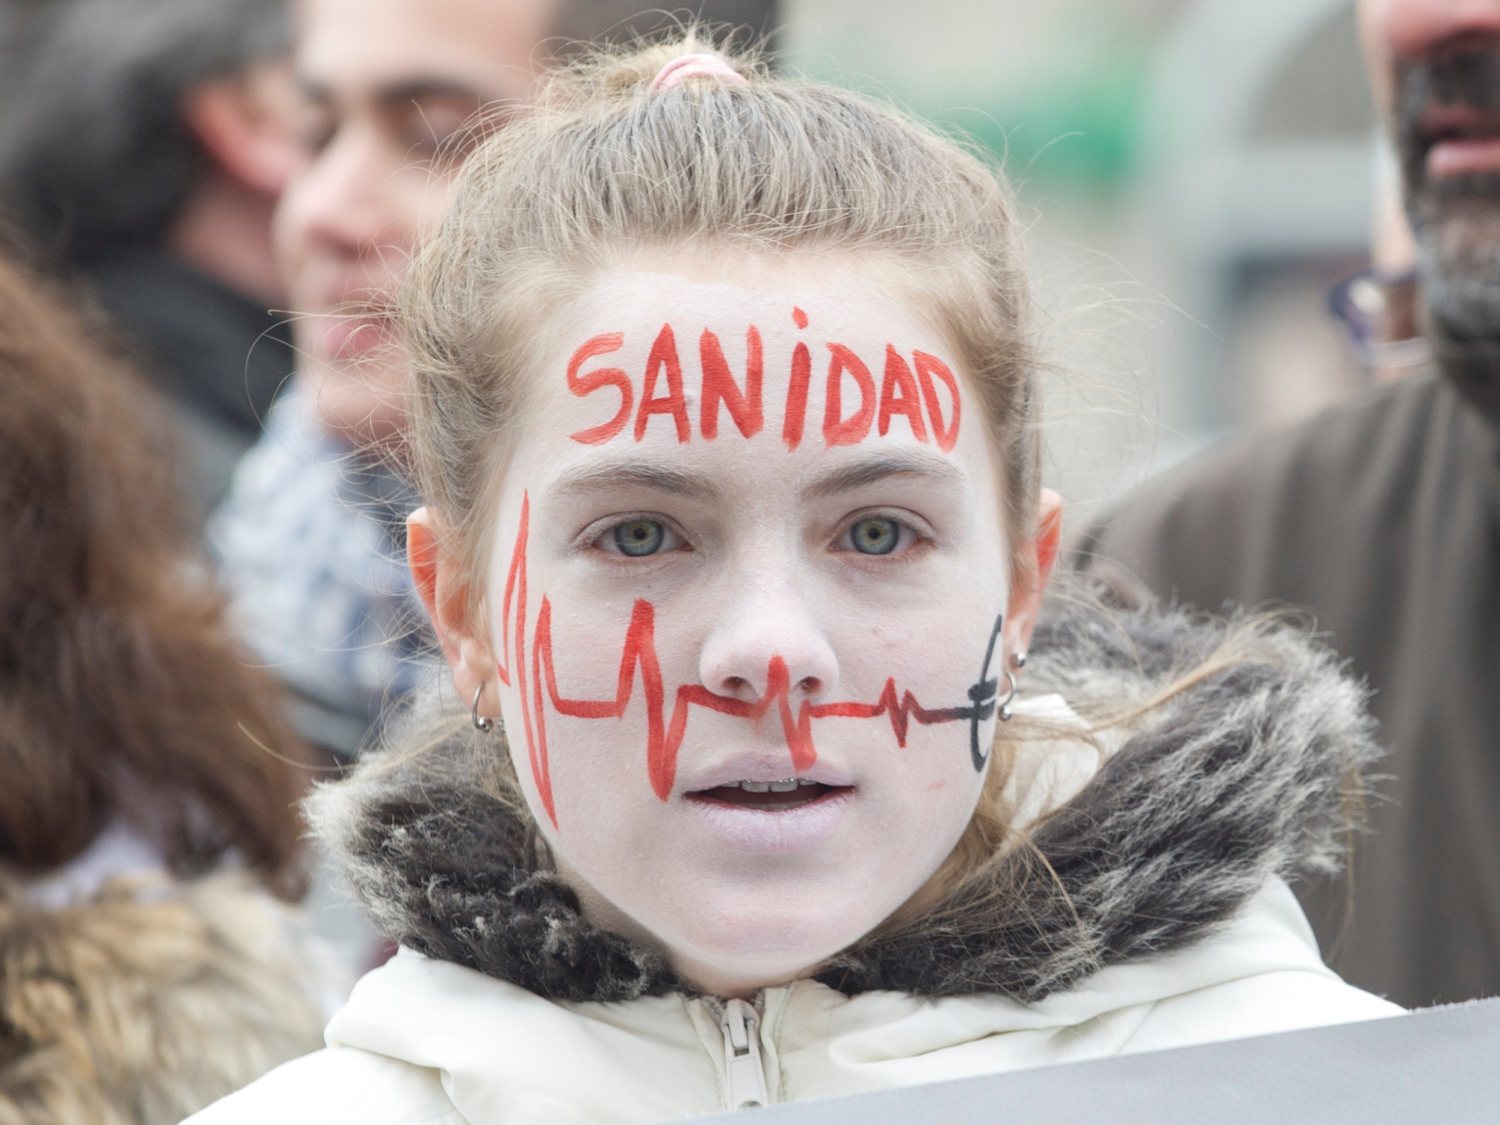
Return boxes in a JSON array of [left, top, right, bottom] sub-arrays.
[[501, 257, 1000, 505], [486, 262, 1008, 528], [566, 258, 939, 341]]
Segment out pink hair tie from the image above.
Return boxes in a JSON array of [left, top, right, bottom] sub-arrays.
[[650, 53, 747, 92]]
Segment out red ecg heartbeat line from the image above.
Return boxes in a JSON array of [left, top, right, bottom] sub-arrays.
[[494, 493, 992, 827]]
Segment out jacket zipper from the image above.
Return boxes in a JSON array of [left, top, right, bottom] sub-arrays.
[[717, 997, 771, 1110]]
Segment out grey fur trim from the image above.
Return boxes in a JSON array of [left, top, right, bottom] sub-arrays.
[[817, 579, 1379, 1000], [310, 579, 1380, 1003], [306, 729, 682, 1002]]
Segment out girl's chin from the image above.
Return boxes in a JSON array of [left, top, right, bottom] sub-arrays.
[[660, 916, 877, 996], [668, 950, 827, 999], [558, 857, 908, 993]]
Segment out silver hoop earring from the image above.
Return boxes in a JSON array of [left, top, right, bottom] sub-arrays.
[[997, 669, 1018, 722], [471, 684, 495, 734]]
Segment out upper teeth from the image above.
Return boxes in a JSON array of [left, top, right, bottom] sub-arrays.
[[732, 779, 817, 793]]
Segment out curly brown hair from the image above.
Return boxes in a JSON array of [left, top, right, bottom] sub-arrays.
[[0, 234, 309, 897]]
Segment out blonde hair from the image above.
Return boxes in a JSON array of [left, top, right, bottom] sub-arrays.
[[403, 33, 1041, 603], [399, 35, 1051, 939]]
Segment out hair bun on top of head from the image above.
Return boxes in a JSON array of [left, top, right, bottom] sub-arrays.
[[649, 52, 748, 91], [537, 34, 763, 104]]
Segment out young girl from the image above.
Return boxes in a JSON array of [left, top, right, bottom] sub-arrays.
[[194, 37, 1399, 1123]]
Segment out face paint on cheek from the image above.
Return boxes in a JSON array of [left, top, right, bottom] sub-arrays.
[[493, 494, 1003, 829], [966, 613, 1005, 771], [491, 494, 553, 819]]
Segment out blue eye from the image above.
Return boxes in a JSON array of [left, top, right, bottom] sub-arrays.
[[589, 515, 687, 560], [849, 516, 900, 555], [612, 519, 666, 557]]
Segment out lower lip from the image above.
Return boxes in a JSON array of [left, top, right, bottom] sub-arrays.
[[1428, 136, 1500, 178], [684, 788, 854, 853]]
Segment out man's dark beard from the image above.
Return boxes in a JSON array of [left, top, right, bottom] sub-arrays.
[[1395, 48, 1500, 427]]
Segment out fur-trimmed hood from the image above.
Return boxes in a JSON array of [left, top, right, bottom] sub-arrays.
[[310, 582, 1380, 1006], [0, 870, 333, 1125]]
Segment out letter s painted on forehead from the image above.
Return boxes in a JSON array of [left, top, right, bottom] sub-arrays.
[[567, 334, 633, 445]]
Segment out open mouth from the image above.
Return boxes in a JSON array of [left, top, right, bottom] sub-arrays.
[[687, 779, 851, 812]]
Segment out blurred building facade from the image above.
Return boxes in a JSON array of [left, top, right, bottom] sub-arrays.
[[784, 0, 1378, 513]]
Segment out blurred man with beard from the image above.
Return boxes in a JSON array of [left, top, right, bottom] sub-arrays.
[[1387, 4, 1500, 418], [211, 0, 779, 759], [1076, 0, 1500, 1009]]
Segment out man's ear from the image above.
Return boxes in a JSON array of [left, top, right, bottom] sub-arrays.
[[182, 62, 302, 198], [408, 507, 497, 709], [1003, 488, 1063, 662]]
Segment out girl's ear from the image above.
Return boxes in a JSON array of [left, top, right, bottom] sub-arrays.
[[408, 507, 497, 709], [1003, 488, 1063, 662]]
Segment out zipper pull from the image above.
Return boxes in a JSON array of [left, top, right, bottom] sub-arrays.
[[719, 998, 770, 1110]]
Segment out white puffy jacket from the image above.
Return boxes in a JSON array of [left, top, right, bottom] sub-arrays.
[[190, 881, 1395, 1124], [189, 589, 1404, 1123]]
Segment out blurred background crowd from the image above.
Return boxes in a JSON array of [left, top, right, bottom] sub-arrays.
[[0, 1, 1489, 1121]]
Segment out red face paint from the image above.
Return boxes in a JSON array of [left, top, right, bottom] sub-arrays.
[[877, 345, 929, 443], [496, 494, 997, 826], [914, 350, 962, 453], [821, 343, 876, 447], [699, 326, 764, 440], [635, 324, 691, 442], [567, 334, 633, 445], [782, 338, 813, 450], [565, 308, 963, 451], [492, 493, 549, 819]]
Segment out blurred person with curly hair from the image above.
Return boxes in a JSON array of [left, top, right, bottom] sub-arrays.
[[0, 237, 337, 1125]]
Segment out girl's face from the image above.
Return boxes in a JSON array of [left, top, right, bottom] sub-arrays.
[[420, 255, 1051, 997]]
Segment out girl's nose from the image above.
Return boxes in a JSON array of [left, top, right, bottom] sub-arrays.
[[696, 581, 839, 704]]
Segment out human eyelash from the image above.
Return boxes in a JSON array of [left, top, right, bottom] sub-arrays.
[[576, 512, 691, 562], [833, 509, 934, 561]]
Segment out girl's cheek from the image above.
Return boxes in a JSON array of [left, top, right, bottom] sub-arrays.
[[865, 619, 915, 662], [857, 606, 976, 681]]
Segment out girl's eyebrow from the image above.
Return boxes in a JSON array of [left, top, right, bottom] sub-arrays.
[[550, 460, 718, 501], [548, 450, 966, 503], [800, 450, 966, 500]]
